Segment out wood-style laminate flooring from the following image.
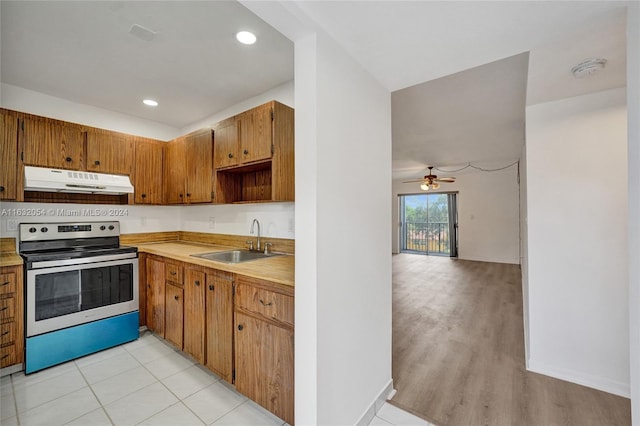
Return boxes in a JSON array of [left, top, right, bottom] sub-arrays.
[[391, 253, 630, 426]]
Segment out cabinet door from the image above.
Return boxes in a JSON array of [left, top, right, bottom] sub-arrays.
[[164, 138, 186, 204], [145, 258, 165, 336], [133, 138, 163, 204], [86, 131, 134, 175], [205, 271, 233, 382], [0, 112, 18, 200], [239, 103, 272, 164], [184, 269, 205, 363], [213, 118, 239, 169], [235, 313, 294, 424], [23, 118, 84, 169], [185, 129, 213, 203], [165, 283, 184, 349]]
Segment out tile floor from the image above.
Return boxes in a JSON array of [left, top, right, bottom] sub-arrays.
[[1, 331, 431, 426]]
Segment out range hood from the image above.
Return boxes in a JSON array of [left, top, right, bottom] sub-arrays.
[[24, 166, 134, 195]]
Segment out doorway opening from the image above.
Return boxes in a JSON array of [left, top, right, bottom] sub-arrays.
[[399, 193, 458, 257]]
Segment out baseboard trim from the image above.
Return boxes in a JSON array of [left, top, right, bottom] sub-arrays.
[[355, 379, 395, 426], [527, 358, 630, 398], [458, 254, 520, 265]]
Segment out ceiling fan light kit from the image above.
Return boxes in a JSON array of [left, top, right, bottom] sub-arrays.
[[404, 166, 455, 191]]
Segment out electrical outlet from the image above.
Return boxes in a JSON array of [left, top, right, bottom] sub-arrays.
[[208, 217, 216, 230], [7, 219, 18, 232]]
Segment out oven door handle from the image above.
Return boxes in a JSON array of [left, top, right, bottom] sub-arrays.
[[29, 252, 138, 269]]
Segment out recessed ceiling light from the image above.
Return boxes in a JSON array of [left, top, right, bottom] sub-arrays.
[[236, 31, 256, 45], [143, 99, 158, 107]]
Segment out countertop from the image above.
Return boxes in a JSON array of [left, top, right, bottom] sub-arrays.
[[136, 241, 294, 287], [0, 252, 23, 268]]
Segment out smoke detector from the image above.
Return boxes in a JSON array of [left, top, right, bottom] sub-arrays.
[[571, 58, 607, 78]]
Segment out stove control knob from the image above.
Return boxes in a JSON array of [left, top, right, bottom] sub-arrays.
[[40, 227, 48, 233], [100, 225, 106, 231], [108, 225, 115, 231], [29, 227, 37, 233]]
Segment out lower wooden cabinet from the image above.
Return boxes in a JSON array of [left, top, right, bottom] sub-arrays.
[[205, 269, 234, 382], [165, 282, 184, 349], [235, 276, 294, 425], [0, 265, 24, 369], [141, 255, 294, 424], [184, 268, 205, 363]]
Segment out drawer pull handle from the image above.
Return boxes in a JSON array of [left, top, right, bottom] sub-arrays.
[[1, 354, 9, 360], [259, 299, 273, 307], [1, 331, 9, 336], [0, 282, 10, 286], [208, 285, 214, 291], [194, 280, 200, 286], [0, 307, 8, 312]]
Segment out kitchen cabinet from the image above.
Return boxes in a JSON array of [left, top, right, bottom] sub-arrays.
[[164, 129, 213, 204], [235, 276, 294, 425], [0, 111, 18, 200], [86, 130, 134, 175], [0, 265, 24, 369], [184, 268, 205, 363], [205, 269, 234, 383], [145, 257, 165, 336], [22, 117, 85, 170], [215, 101, 294, 203], [165, 282, 183, 349], [133, 137, 164, 204]]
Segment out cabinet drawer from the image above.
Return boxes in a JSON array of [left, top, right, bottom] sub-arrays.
[[0, 322, 15, 345], [0, 273, 16, 296], [165, 263, 183, 285], [0, 298, 15, 322], [236, 284, 293, 326], [0, 344, 16, 368]]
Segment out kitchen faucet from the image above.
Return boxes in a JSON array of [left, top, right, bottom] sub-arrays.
[[250, 218, 261, 252]]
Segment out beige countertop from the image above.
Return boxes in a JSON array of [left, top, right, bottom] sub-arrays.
[[136, 241, 294, 287], [0, 252, 23, 268]]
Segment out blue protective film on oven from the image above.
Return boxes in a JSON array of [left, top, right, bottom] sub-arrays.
[[25, 311, 139, 374]]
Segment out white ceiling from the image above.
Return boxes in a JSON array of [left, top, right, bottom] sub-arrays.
[[0, 1, 294, 129], [0, 1, 630, 180]]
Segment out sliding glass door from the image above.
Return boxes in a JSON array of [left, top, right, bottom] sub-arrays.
[[400, 193, 458, 257]]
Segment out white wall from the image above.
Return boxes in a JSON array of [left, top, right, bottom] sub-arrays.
[[0, 83, 181, 141], [526, 88, 629, 396], [627, 2, 640, 421], [392, 165, 520, 264], [295, 32, 392, 425], [519, 147, 530, 363], [180, 80, 294, 134]]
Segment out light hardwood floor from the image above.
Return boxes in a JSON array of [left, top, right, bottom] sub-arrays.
[[391, 253, 630, 426]]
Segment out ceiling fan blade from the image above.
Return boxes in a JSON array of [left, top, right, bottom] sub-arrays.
[[402, 179, 427, 183], [435, 177, 456, 182]]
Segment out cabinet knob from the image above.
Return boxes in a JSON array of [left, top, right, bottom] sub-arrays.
[[0, 186, 4, 192], [186, 193, 191, 197], [228, 153, 233, 158], [179, 194, 183, 198], [237, 324, 243, 331], [174, 295, 179, 300], [94, 160, 100, 165], [141, 193, 147, 198], [243, 149, 249, 155], [65, 157, 72, 162], [170, 271, 177, 275], [194, 280, 200, 286], [208, 284, 214, 291]]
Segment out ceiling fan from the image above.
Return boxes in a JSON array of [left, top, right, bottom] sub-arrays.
[[403, 166, 456, 191]]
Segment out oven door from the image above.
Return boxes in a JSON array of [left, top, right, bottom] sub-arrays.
[[26, 256, 139, 337]]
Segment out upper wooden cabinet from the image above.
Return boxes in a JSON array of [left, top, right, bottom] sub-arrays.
[[164, 129, 213, 204], [0, 111, 18, 200], [86, 130, 134, 175], [22, 117, 85, 170], [133, 137, 164, 204], [214, 101, 294, 203]]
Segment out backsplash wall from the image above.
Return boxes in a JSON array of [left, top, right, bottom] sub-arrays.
[[0, 201, 295, 251]]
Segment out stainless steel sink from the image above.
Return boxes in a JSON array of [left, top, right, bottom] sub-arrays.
[[191, 249, 282, 264]]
